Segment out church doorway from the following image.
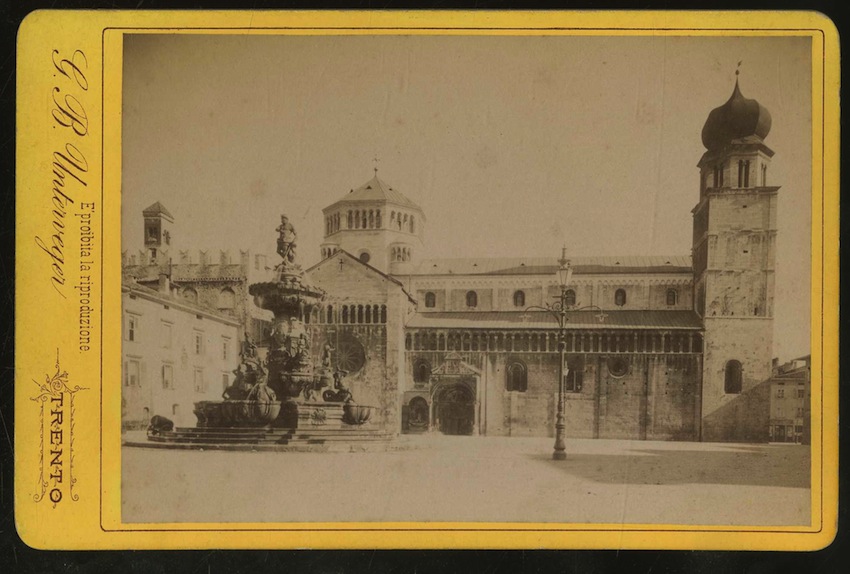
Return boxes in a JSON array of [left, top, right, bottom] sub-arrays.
[[434, 384, 475, 436]]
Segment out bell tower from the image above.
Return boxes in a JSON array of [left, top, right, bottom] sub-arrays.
[[693, 74, 778, 442], [142, 201, 174, 264]]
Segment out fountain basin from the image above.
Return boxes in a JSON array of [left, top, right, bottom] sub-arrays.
[[194, 400, 282, 427], [249, 281, 324, 314], [343, 404, 375, 426]]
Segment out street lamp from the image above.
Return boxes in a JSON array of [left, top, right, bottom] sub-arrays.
[[525, 247, 606, 461], [522, 247, 571, 460]]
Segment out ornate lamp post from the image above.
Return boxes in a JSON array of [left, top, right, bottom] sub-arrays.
[[524, 247, 572, 460], [525, 247, 607, 460]]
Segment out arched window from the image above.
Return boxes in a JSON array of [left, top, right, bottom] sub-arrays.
[[513, 290, 526, 307], [565, 289, 576, 307], [410, 215, 416, 233], [666, 288, 678, 306], [341, 306, 349, 324], [424, 292, 436, 308], [326, 305, 334, 324], [506, 361, 527, 392], [414, 360, 431, 384], [738, 159, 751, 187], [347, 211, 353, 228], [466, 291, 478, 308], [217, 287, 236, 310], [615, 289, 627, 307], [380, 305, 387, 323], [376, 210, 382, 228], [724, 360, 743, 394]]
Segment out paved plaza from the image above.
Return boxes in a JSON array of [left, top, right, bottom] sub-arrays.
[[122, 435, 810, 526]]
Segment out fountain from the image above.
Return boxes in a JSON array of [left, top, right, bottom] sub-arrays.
[[135, 214, 383, 452], [244, 214, 374, 428]]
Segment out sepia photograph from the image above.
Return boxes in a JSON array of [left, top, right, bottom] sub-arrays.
[[118, 33, 813, 526]]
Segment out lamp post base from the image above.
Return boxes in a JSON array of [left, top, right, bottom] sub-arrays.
[[552, 449, 567, 461]]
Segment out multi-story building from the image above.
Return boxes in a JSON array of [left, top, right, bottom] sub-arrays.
[[122, 276, 241, 428], [768, 356, 811, 444]]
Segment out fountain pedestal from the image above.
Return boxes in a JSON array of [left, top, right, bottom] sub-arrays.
[[278, 401, 345, 429]]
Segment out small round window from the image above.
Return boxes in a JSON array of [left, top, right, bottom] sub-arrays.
[[359, 251, 371, 264], [607, 357, 629, 378]]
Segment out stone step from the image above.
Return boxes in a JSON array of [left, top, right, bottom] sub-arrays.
[[174, 427, 274, 434], [154, 434, 392, 445], [165, 433, 271, 439], [124, 438, 401, 453], [152, 429, 393, 444], [149, 435, 266, 445], [171, 428, 390, 439]]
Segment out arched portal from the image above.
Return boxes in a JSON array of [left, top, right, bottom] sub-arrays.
[[433, 383, 475, 436]]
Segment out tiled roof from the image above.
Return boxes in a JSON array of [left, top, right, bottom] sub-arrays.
[[411, 255, 692, 276], [142, 201, 174, 219], [326, 175, 421, 211], [407, 310, 703, 330]]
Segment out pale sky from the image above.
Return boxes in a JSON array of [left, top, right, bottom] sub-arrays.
[[122, 34, 812, 361]]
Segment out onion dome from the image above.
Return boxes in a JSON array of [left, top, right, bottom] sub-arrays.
[[701, 79, 772, 151]]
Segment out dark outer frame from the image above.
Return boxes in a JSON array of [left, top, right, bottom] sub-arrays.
[[1, 0, 845, 572]]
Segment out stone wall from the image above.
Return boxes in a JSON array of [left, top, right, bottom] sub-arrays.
[[404, 349, 701, 440], [700, 317, 773, 442]]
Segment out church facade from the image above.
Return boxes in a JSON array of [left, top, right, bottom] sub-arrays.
[[306, 78, 779, 443], [123, 78, 781, 442]]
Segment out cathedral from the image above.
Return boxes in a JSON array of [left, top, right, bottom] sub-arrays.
[[123, 77, 779, 442]]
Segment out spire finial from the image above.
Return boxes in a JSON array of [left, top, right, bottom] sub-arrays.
[[372, 155, 380, 175], [736, 60, 742, 77]]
